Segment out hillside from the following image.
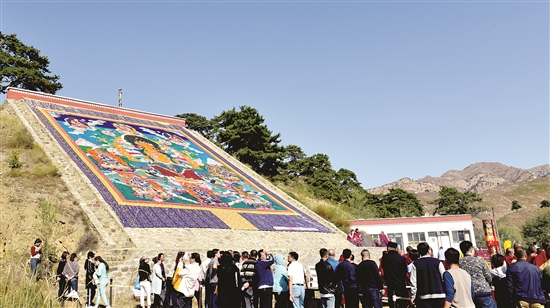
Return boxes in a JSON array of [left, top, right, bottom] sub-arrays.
[[0, 105, 96, 260], [369, 162, 549, 195], [368, 163, 550, 244]]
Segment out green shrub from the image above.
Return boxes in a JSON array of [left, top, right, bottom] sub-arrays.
[[521, 209, 550, 245], [8, 150, 21, 168]]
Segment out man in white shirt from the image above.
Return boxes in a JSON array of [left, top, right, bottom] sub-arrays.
[[288, 251, 309, 308]]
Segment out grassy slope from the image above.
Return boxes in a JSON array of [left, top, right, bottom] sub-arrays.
[[0, 105, 95, 258]]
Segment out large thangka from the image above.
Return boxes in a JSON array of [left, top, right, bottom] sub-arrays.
[[25, 98, 331, 232]]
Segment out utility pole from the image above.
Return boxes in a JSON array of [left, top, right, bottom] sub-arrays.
[[118, 89, 123, 107]]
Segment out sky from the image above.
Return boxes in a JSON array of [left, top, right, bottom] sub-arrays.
[[1, 0, 548, 189]]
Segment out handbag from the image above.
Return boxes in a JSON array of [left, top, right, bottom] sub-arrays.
[[134, 277, 140, 290], [172, 267, 182, 288]]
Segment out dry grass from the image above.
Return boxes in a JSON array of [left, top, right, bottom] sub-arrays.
[[277, 182, 353, 232], [0, 256, 58, 308]]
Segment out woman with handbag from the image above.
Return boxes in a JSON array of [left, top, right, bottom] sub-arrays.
[[62, 253, 80, 298], [93, 255, 111, 308], [173, 252, 201, 308]]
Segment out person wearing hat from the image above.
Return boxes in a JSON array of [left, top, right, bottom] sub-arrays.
[[139, 255, 152, 308], [381, 241, 408, 308], [30, 238, 42, 278]]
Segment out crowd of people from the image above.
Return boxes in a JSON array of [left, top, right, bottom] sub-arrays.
[[30, 237, 550, 308]]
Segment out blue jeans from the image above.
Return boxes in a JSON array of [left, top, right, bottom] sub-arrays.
[[291, 285, 305, 308], [320, 294, 335, 308], [360, 288, 383, 308], [30, 258, 39, 278], [474, 295, 497, 308]]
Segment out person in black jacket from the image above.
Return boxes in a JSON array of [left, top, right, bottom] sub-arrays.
[[84, 251, 97, 308], [357, 249, 383, 308], [315, 248, 337, 308], [56, 251, 69, 301], [381, 241, 408, 308]]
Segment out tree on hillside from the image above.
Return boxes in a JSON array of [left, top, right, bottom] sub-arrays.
[[541, 200, 550, 208], [278, 144, 306, 180], [430, 186, 485, 215], [373, 188, 425, 218], [297, 153, 340, 200], [334, 168, 364, 202], [0, 32, 62, 94], [175, 112, 214, 138], [521, 210, 550, 245], [511, 200, 521, 211], [211, 106, 285, 178]]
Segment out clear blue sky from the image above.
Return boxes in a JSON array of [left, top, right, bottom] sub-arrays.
[[2, 0, 548, 189]]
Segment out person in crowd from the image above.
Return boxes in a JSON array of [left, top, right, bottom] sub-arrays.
[[507, 247, 546, 307], [152, 253, 166, 308], [165, 252, 184, 308], [336, 248, 359, 308], [241, 249, 258, 308], [206, 249, 221, 308], [403, 246, 414, 265], [327, 249, 343, 308], [200, 250, 213, 308], [410, 242, 446, 308], [30, 238, 42, 278], [353, 229, 364, 247], [93, 256, 110, 308], [84, 251, 96, 308], [459, 241, 496, 308], [356, 249, 383, 308], [527, 246, 538, 264], [407, 249, 420, 277], [438, 247, 446, 261], [381, 241, 408, 308], [542, 248, 550, 306], [233, 251, 243, 270], [380, 231, 389, 247], [273, 253, 290, 308], [316, 249, 337, 308], [173, 252, 201, 308], [63, 253, 80, 298], [490, 253, 512, 307], [505, 247, 517, 266], [534, 242, 549, 267], [288, 251, 308, 308], [255, 249, 275, 308], [347, 229, 356, 245], [56, 251, 69, 301], [139, 255, 152, 308], [217, 251, 242, 308], [443, 248, 475, 308]]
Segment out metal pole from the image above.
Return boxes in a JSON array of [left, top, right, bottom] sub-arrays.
[[198, 285, 203, 308], [110, 278, 113, 306], [492, 206, 503, 254], [118, 89, 122, 107]]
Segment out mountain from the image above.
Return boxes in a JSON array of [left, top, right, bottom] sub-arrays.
[[368, 162, 550, 195]]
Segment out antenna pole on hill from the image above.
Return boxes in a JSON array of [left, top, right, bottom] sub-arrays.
[[118, 89, 123, 107]]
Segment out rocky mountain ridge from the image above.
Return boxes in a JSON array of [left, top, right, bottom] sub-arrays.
[[368, 162, 550, 195]]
